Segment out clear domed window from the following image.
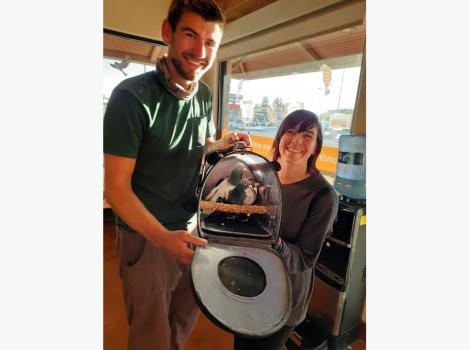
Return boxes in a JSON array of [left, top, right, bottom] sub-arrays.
[[198, 151, 282, 241]]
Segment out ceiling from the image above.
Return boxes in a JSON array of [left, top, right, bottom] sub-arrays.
[[104, 0, 365, 74], [103, 35, 168, 65], [104, 0, 278, 64], [230, 24, 365, 77], [218, 0, 278, 23]]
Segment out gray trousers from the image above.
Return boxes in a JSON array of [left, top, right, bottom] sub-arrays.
[[116, 227, 200, 350]]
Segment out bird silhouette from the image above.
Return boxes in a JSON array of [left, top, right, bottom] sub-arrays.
[[226, 179, 258, 221], [110, 57, 130, 76], [227, 179, 257, 206], [205, 166, 243, 203]]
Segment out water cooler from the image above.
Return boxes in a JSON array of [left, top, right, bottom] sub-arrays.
[[289, 135, 366, 350], [307, 199, 366, 349]]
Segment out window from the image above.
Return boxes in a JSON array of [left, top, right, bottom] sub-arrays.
[[103, 58, 155, 115], [219, 27, 365, 178]]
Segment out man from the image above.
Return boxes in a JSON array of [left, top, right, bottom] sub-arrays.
[[103, 1, 250, 349]]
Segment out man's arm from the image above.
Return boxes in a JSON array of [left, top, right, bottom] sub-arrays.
[[104, 153, 207, 264]]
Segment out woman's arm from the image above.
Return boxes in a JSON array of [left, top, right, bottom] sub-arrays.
[[276, 189, 338, 274]]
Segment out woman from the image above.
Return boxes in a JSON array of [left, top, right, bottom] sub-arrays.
[[234, 109, 339, 350]]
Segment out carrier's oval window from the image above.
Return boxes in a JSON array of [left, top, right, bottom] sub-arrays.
[[218, 256, 266, 297]]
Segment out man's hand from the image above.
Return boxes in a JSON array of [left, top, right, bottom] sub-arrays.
[[206, 132, 252, 153], [105, 153, 208, 264], [221, 132, 251, 149], [154, 229, 208, 265]]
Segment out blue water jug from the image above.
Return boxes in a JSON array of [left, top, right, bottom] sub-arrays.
[[334, 135, 366, 200]]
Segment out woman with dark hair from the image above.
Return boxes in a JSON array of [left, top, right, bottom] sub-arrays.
[[234, 109, 339, 350]]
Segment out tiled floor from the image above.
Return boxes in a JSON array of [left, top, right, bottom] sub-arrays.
[[103, 219, 365, 350]]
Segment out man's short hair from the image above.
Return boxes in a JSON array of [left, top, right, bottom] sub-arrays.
[[167, 0, 226, 30]]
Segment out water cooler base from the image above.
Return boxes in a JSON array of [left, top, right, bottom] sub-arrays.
[[327, 324, 360, 350], [285, 335, 328, 350], [285, 314, 328, 350]]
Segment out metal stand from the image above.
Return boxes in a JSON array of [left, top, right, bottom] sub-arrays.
[[308, 198, 366, 349]]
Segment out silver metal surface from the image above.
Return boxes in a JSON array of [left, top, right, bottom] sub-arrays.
[[308, 276, 346, 336], [192, 243, 291, 337]]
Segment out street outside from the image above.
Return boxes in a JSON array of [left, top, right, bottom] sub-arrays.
[[230, 125, 344, 148]]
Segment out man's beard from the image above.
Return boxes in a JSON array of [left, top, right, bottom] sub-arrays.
[[171, 55, 207, 82]]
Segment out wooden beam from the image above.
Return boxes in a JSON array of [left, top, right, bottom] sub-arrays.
[[104, 49, 153, 65], [239, 62, 246, 74], [221, 0, 278, 22], [231, 57, 243, 70], [351, 49, 366, 135], [299, 41, 322, 60], [219, 0, 365, 61], [150, 46, 163, 63]]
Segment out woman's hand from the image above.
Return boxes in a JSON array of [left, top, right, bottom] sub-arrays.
[[274, 236, 284, 253]]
